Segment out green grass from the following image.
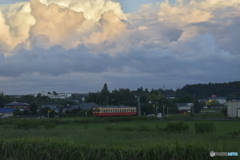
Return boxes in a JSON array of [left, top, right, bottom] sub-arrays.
[[0, 118, 239, 159]]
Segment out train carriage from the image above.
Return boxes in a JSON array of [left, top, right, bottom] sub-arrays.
[[92, 106, 137, 117]]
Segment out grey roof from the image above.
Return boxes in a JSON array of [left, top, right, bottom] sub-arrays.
[[81, 103, 99, 110], [71, 105, 82, 109], [5, 102, 29, 106], [177, 103, 194, 107], [40, 105, 57, 110], [98, 106, 136, 108], [208, 97, 227, 100]]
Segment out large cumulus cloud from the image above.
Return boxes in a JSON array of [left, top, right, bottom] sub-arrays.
[[0, 0, 127, 53], [0, 0, 240, 94], [29, 0, 85, 49]]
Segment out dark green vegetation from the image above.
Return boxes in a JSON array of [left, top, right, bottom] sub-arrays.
[[1, 81, 239, 117], [194, 121, 215, 134], [176, 81, 240, 99], [0, 118, 239, 160]]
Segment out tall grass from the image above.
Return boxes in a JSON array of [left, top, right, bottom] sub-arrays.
[[15, 120, 40, 130], [0, 138, 213, 160], [194, 121, 216, 134], [164, 121, 189, 133]]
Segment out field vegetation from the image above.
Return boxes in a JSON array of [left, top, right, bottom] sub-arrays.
[[0, 117, 239, 159]]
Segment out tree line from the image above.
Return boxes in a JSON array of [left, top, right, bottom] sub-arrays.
[[175, 81, 240, 100], [1, 81, 239, 116]]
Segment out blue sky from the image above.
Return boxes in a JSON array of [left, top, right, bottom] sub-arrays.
[[0, 0, 239, 95]]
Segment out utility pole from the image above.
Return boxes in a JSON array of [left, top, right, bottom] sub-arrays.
[[156, 102, 158, 116], [136, 96, 141, 116], [163, 104, 165, 118], [82, 97, 85, 117], [167, 106, 169, 117], [1, 91, 3, 107]]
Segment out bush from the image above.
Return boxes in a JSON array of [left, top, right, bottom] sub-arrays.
[[228, 129, 240, 137], [194, 121, 215, 134], [164, 122, 189, 133], [137, 125, 152, 132], [43, 121, 57, 129], [104, 125, 116, 131], [15, 120, 40, 130]]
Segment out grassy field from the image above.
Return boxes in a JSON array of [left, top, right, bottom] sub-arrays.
[[0, 117, 239, 159]]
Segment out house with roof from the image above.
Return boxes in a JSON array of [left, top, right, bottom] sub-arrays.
[[40, 104, 59, 113], [177, 103, 194, 114], [4, 102, 29, 110], [208, 97, 227, 105], [0, 108, 14, 117], [40, 104, 57, 110], [63, 103, 99, 112]]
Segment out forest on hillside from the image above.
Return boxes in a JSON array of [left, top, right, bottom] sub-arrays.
[[175, 81, 240, 100]]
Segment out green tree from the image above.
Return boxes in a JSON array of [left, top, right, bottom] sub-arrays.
[[0, 92, 4, 108], [101, 83, 110, 105], [29, 102, 38, 115], [53, 91, 58, 95]]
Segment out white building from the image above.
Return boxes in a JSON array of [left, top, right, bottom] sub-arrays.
[[177, 103, 194, 113], [40, 91, 72, 99], [227, 101, 240, 118]]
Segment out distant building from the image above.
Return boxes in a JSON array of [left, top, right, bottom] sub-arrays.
[[40, 104, 58, 113], [64, 103, 99, 112], [227, 101, 240, 118], [4, 102, 29, 110], [81, 102, 99, 110], [0, 108, 14, 117], [40, 105, 57, 110], [40, 91, 72, 99], [208, 97, 227, 105], [177, 103, 194, 114]]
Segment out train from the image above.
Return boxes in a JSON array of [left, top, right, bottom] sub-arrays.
[[92, 106, 137, 117]]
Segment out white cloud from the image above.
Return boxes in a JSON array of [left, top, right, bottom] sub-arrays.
[[0, 0, 240, 94], [29, 0, 85, 49]]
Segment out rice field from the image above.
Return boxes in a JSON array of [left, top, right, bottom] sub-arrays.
[[0, 118, 239, 160]]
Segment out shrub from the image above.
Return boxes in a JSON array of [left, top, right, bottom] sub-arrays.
[[104, 125, 116, 131], [44, 121, 57, 129], [164, 122, 189, 133], [228, 129, 240, 137], [156, 125, 164, 132], [194, 121, 215, 134], [137, 125, 152, 132], [15, 120, 40, 130]]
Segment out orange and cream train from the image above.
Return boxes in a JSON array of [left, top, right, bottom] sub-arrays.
[[92, 106, 137, 117]]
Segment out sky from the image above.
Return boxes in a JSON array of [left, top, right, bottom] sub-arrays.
[[0, 0, 240, 95]]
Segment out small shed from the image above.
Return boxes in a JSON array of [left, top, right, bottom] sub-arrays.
[[0, 108, 14, 117], [227, 101, 240, 118]]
